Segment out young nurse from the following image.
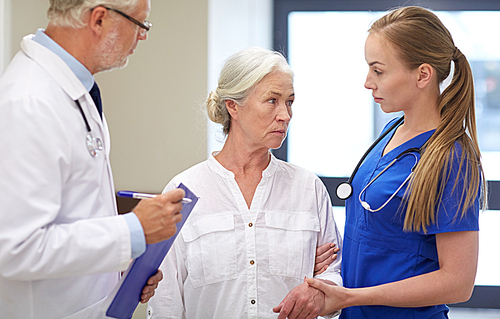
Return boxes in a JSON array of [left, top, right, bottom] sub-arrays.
[[305, 6, 486, 319]]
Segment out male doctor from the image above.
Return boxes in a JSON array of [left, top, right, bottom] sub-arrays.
[[0, 0, 184, 318]]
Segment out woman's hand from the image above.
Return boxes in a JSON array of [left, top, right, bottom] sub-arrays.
[[314, 243, 340, 276], [140, 269, 163, 303], [273, 278, 330, 319], [305, 277, 347, 315]]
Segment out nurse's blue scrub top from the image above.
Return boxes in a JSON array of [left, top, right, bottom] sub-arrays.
[[340, 118, 479, 319]]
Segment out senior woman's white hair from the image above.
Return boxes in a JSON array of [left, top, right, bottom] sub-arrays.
[[48, 0, 142, 28], [206, 47, 294, 135]]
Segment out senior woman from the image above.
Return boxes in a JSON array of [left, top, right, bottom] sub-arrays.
[[148, 47, 342, 319]]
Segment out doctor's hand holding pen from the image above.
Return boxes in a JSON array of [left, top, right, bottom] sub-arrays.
[[132, 188, 185, 244]]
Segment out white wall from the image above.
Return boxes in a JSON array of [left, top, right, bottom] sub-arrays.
[[0, 0, 11, 74], [3, 0, 208, 193], [2, 1, 272, 317], [96, 0, 209, 192], [0, 0, 4, 73], [207, 0, 273, 154], [2, 0, 273, 189]]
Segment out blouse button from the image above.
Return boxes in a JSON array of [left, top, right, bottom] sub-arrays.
[[251, 299, 256, 304], [250, 260, 255, 265], [248, 223, 253, 227]]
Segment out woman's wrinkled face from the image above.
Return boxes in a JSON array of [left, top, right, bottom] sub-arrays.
[[234, 70, 294, 150], [364, 32, 419, 113]]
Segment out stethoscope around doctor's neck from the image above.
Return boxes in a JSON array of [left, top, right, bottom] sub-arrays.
[[336, 116, 423, 212], [75, 100, 103, 157]]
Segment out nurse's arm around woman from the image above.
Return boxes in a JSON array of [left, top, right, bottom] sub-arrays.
[[308, 6, 486, 318], [307, 231, 478, 312]]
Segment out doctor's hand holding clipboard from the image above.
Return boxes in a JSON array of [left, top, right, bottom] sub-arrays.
[[106, 184, 198, 319], [118, 188, 187, 304]]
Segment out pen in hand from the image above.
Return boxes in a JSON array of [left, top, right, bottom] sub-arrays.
[[117, 191, 192, 203]]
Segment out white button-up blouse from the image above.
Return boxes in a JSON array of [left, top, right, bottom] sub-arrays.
[[148, 153, 342, 319]]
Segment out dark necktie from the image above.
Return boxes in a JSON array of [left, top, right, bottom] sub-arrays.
[[89, 82, 102, 119]]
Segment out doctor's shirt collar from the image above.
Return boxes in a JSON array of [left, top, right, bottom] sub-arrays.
[[32, 29, 95, 92]]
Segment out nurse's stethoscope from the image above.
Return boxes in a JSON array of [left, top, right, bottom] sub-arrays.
[[336, 116, 423, 212], [75, 100, 103, 157]]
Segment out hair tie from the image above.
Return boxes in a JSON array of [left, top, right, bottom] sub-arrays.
[[452, 46, 460, 62]]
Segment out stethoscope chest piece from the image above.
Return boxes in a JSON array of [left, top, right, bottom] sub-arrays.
[[76, 99, 103, 158], [336, 182, 353, 200], [86, 133, 103, 157]]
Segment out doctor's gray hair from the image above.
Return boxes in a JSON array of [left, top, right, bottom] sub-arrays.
[[48, 0, 141, 28], [206, 47, 293, 135]]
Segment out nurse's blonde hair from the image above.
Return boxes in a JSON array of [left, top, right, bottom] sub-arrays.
[[369, 6, 487, 233], [206, 47, 293, 135]]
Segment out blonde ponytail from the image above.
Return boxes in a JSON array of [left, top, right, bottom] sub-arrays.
[[370, 7, 487, 233]]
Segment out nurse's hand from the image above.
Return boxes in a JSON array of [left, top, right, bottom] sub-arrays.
[[133, 188, 185, 244], [315, 243, 340, 276], [305, 277, 346, 316], [273, 278, 329, 319], [140, 269, 163, 303]]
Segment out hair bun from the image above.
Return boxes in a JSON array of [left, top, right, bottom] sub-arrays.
[[206, 89, 228, 129]]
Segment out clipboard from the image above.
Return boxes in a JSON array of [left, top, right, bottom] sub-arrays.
[[105, 183, 198, 319]]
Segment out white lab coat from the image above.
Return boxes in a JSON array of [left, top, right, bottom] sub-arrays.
[[0, 35, 132, 318]]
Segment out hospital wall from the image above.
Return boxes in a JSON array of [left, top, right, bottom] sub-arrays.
[[7, 0, 272, 196], [8, 0, 209, 194], [5, 1, 270, 317]]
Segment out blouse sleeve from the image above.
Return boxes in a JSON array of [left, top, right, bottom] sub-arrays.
[[313, 177, 343, 288]]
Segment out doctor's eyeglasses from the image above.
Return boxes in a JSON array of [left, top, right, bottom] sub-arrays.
[[94, 6, 152, 37]]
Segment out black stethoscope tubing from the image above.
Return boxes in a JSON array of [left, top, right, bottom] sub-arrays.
[[75, 99, 103, 157], [75, 100, 91, 132], [336, 116, 405, 200]]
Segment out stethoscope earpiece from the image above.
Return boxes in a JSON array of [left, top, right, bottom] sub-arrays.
[[360, 201, 371, 210]]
